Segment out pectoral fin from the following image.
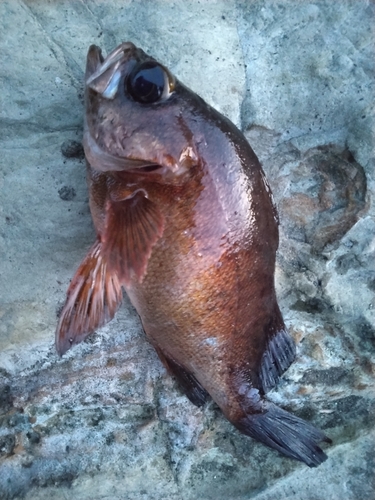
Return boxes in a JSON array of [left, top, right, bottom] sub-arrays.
[[55, 239, 122, 355], [102, 191, 165, 285]]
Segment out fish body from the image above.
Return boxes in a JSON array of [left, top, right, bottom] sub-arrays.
[[56, 42, 330, 466]]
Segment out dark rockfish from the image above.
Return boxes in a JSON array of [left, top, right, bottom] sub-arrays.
[[56, 42, 331, 466]]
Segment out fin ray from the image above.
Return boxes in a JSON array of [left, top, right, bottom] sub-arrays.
[[259, 327, 296, 394], [235, 401, 331, 467], [102, 191, 164, 285], [55, 239, 122, 355]]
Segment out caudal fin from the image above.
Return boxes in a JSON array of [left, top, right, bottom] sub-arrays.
[[235, 401, 331, 467]]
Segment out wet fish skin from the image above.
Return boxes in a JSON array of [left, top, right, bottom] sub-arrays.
[[55, 42, 331, 467]]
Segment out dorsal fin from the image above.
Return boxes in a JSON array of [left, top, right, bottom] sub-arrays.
[[257, 310, 296, 394]]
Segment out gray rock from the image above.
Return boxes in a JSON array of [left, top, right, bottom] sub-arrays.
[[0, 1, 374, 499]]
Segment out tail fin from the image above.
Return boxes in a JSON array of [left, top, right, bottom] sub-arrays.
[[235, 402, 331, 467]]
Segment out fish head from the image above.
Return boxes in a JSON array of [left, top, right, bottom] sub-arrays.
[[84, 42, 203, 180]]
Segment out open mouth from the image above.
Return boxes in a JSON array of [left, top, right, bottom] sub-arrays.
[[86, 43, 134, 85], [85, 43, 138, 99], [84, 43, 184, 175], [84, 43, 162, 173]]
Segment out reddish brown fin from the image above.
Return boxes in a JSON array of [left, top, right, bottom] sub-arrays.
[[154, 346, 209, 407], [102, 191, 165, 285], [55, 239, 122, 356]]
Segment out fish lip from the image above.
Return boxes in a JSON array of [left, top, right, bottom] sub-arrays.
[[86, 43, 133, 82], [85, 42, 136, 95], [86, 42, 176, 101], [85, 44, 104, 80]]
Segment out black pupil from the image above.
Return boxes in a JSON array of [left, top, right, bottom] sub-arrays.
[[127, 62, 165, 104]]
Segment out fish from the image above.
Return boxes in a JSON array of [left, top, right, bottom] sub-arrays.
[[55, 42, 331, 467]]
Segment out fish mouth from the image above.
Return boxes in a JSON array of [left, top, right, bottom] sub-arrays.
[[86, 42, 134, 82], [84, 43, 161, 172], [85, 44, 104, 80], [84, 43, 187, 174], [85, 43, 137, 99]]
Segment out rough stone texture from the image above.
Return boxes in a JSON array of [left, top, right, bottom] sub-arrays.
[[0, 1, 374, 499]]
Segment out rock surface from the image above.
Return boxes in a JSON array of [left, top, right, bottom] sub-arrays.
[[0, 1, 374, 499]]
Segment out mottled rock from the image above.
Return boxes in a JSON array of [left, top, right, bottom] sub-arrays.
[[0, 435, 15, 458], [277, 146, 367, 251]]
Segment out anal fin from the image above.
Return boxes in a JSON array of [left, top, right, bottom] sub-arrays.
[[55, 239, 122, 355], [154, 347, 209, 407], [102, 191, 164, 285]]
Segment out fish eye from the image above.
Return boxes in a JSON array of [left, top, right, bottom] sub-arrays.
[[127, 62, 169, 104]]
